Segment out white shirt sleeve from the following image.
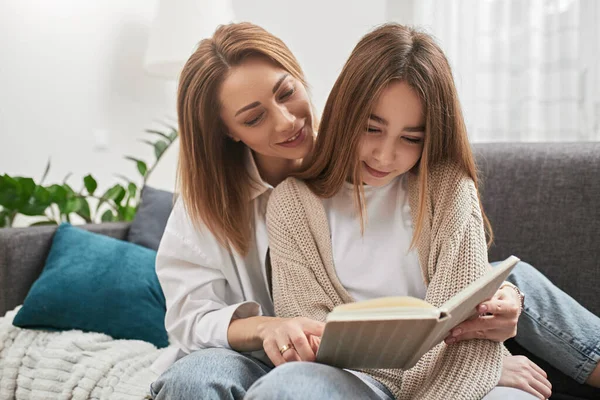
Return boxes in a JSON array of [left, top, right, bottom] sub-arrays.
[[156, 200, 262, 353]]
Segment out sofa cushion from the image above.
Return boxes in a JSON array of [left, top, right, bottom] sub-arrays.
[[13, 223, 169, 348], [127, 186, 174, 251]]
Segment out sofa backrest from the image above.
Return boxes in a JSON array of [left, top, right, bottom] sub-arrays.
[[2, 144, 598, 318], [474, 143, 600, 316]]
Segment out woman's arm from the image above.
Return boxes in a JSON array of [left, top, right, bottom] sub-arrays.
[[228, 315, 324, 365], [156, 199, 262, 352], [157, 226, 260, 352], [159, 197, 324, 366]]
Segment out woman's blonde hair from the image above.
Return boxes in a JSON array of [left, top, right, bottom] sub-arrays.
[[177, 22, 310, 254], [299, 23, 493, 246]]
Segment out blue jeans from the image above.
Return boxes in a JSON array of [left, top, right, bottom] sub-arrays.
[[506, 261, 600, 383], [150, 348, 535, 399], [150, 348, 394, 400]]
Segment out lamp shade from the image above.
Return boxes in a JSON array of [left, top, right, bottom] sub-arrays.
[[144, 0, 235, 79]]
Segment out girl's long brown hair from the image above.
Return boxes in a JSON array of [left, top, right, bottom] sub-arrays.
[[177, 22, 309, 255], [299, 23, 493, 246]]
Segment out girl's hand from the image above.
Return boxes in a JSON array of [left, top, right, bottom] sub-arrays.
[[256, 317, 325, 366], [445, 284, 521, 344], [499, 355, 552, 399]]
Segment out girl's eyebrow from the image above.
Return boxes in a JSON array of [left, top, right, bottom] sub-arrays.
[[369, 114, 425, 133], [369, 114, 387, 125], [404, 126, 426, 133]]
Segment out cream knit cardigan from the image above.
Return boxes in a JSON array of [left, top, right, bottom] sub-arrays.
[[266, 162, 505, 400]]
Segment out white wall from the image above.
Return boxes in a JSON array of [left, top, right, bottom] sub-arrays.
[[0, 0, 178, 195], [0, 0, 392, 201], [233, 0, 388, 115]]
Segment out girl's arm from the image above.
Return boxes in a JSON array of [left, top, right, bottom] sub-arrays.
[[402, 166, 505, 399]]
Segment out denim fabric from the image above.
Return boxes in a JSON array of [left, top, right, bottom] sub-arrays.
[[246, 362, 394, 400], [150, 348, 271, 400], [482, 387, 538, 399], [150, 348, 393, 400], [150, 348, 538, 399], [505, 261, 600, 383]]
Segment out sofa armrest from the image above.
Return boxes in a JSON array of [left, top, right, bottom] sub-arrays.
[[0, 222, 130, 316]]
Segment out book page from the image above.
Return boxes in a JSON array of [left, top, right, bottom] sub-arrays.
[[334, 296, 435, 311]]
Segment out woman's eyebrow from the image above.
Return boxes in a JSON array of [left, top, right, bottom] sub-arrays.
[[272, 74, 289, 93], [235, 101, 261, 117], [235, 74, 290, 117]]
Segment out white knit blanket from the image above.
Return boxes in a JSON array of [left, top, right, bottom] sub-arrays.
[[0, 307, 164, 400]]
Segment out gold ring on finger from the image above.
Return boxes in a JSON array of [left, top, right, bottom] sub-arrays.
[[279, 343, 294, 355]]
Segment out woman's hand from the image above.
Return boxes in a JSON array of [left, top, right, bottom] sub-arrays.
[[499, 355, 552, 399], [256, 317, 324, 366], [445, 284, 521, 344]]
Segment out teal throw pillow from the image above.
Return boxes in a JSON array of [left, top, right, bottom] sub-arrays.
[[13, 223, 168, 348]]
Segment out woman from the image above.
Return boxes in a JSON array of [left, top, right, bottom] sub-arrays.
[[150, 22, 598, 400]]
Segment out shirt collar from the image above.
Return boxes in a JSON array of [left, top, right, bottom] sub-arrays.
[[246, 148, 273, 201]]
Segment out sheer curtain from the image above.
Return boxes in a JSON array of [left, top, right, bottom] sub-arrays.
[[395, 0, 600, 142]]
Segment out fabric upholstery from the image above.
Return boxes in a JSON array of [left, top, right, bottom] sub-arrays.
[[0, 222, 129, 316], [12, 223, 168, 347]]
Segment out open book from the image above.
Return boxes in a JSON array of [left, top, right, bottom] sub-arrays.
[[315, 256, 520, 370]]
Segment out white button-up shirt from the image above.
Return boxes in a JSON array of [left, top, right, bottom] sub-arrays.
[[152, 152, 274, 374]]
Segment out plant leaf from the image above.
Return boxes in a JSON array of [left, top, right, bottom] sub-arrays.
[[114, 187, 126, 205], [128, 182, 137, 199], [40, 159, 51, 185], [102, 184, 126, 205], [154, 140, 169, 160], [15, 177, 36, 198], [46, 184, 68, 206], [62, 173, 72, 184], [0, 175, 25, 209], [63, 183, 76, 195], [0, 209, 9, 228], [62, 197, 81, 215], [33, 185, 51, 204], [12, 178, 37, 214], [83, 174, 97, 195], [114, 174, 135, 184], [101, 210, 115, 222], [145, 129, 172, 142], [139, 139, 155, 147], [123, 205, 137, 221], [19, 185, 53, 216], [76, 197, 92, 222], [29, 220, 58, 226], [125, 157, 147, 177]]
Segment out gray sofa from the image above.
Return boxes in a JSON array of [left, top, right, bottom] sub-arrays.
[[1, 143, 599, 400]]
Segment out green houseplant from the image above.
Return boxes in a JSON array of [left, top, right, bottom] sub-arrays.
[[0, 125, 178, 228]]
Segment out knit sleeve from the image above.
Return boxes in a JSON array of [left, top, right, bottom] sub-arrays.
[[266, 180, 337, 322], [401, 167, 504, 400]]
